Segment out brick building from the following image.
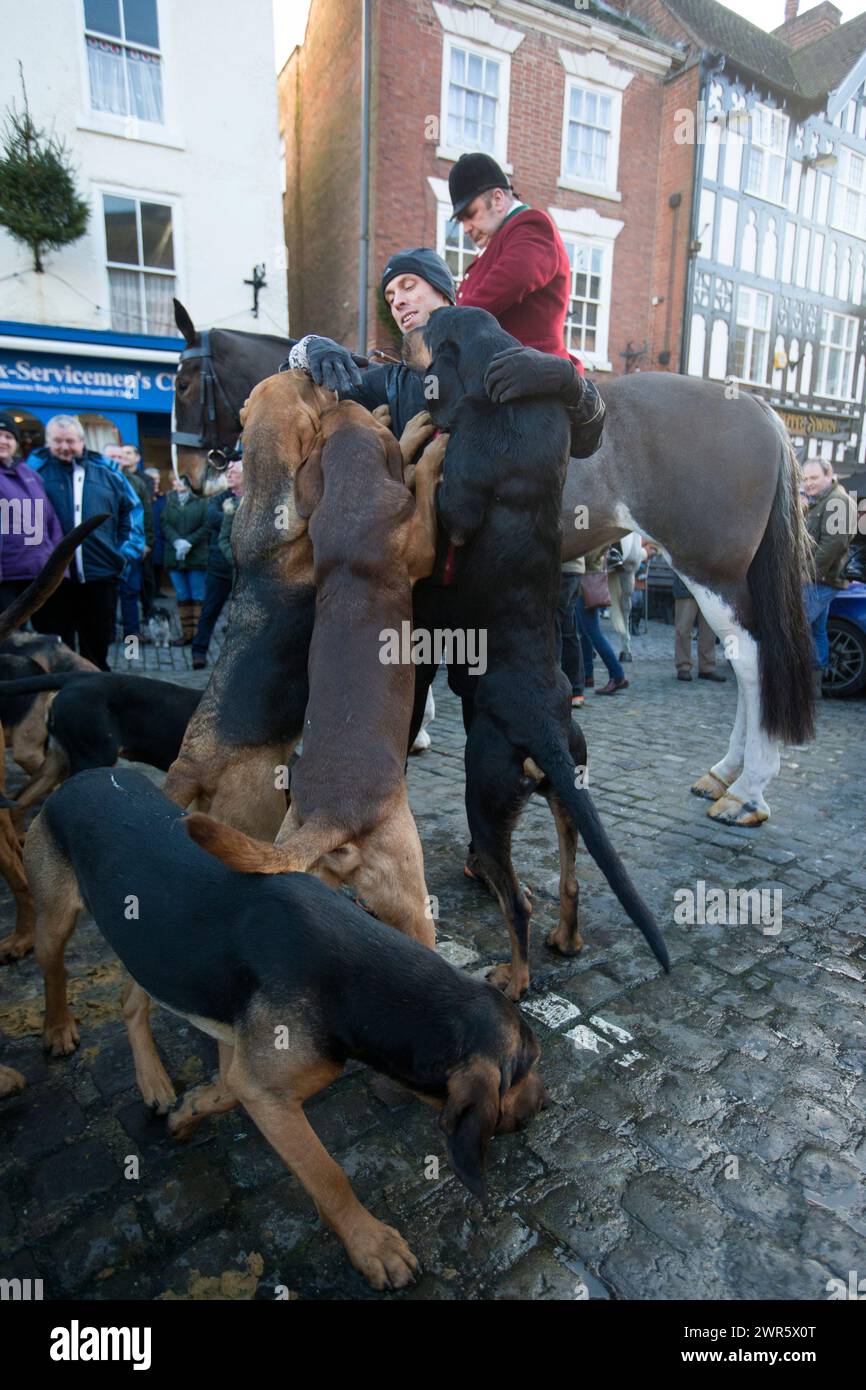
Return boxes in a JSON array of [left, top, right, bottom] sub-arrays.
[[279, 0, 678, 372], [613, 0, 866, 468]]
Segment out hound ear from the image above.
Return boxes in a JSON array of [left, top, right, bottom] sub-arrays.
[[173, 299, 198, 347], [440, 1058, 501, 1202], [294, 439, 325, 519]]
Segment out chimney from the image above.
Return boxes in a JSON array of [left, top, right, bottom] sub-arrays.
[[773, 2, 842, 50]]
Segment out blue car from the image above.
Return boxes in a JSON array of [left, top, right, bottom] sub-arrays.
[[825, 581, 866, 696]]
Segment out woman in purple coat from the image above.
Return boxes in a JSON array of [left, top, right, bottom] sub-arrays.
[[0, 414, 66, 611]]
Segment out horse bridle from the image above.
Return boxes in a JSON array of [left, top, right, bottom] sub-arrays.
[[171, 331, 240, 468]]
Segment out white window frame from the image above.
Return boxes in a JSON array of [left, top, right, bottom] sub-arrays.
[[77, 0, 184, 150], [428, 177, 481, 286], [815, 309, 858, 400], [731, 286, 773, 385], [557, 49, 631, 201], [432, 3, 524, 169], [548, 206, 624, 372], [831, 147, 866, 241], [742, 103, 789, 207], [96, 182, 183, 337]]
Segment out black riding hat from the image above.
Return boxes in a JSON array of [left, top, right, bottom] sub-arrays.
[[449, 152, 512, 218]]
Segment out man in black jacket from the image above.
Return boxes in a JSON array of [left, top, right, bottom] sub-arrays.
[[191, 460, 243, 670]]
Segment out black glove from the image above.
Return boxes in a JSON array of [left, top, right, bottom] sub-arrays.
[[484, 345, 582, 404], [307, 336, 364, 394]]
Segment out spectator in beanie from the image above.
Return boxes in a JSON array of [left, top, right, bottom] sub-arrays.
[[27, 415, 144, 669], [0, 413, 66, 611], [162, 477, 208, 646], [803, 458, 852, 686], [191, 460, 243, 670], [217, 461, 244, 571]]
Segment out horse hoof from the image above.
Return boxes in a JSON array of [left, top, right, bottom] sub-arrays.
[[707, 795, 768, 827], [690, 771, 729, 802]]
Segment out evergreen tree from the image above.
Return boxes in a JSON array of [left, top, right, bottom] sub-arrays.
[[0, 68, 89, 273]]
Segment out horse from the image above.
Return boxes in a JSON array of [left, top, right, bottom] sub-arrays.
[[171, 302, 814, 829], [606, 531, 644, 662]]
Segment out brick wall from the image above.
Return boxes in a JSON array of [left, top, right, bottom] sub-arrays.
[[648, 64, 699, 371], [278, 0, 363, 347]]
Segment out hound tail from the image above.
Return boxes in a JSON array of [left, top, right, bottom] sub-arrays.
[[0, 674, 80, 696], [184, 811, 358, 875], [0, 516, 108, 644], [525, 731, 669, 972], [747, 397, 815, 746]]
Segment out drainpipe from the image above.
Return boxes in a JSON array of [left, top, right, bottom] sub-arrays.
[[358, 0, 371, 355], [679, 53, 715, 375]]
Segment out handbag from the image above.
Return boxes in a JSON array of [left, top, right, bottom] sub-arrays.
[[581, 570, 611, 610]]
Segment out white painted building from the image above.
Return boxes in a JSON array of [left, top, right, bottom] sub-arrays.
[[0, 0, 287, 469]]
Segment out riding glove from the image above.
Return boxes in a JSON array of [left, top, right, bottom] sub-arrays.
[[304, 336, 364, 394], [484, 345, 605, 459]]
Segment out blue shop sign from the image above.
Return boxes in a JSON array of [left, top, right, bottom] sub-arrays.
[[0, 348, 177, 411]]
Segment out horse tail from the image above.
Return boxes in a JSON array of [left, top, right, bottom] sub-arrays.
[[746, 397, 815, 746]]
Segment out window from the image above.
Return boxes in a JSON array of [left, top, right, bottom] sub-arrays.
[[446, 45, 499, 155], [563, 84, 612, 187], [833, 148, 866, 239], [731, 287, 772, 383], [561, 241, 603, 358], [557, 49, 630, 199], [103, 192, 176, 333], [84, 0, 163, 124], [433, 4, 523, 167], [549, 205, 622, 370], [743, 105, 788, 204], [816, 310, 857, 398]]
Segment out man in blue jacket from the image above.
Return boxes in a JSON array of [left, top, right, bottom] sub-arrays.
[[27, 414, 145, 669]]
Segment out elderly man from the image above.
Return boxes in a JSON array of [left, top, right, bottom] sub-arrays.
[[803, 457, 852, 689], [27, 415, 144, 669]]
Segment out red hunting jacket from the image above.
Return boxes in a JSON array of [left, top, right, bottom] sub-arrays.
[[456, 206, 581, 370]]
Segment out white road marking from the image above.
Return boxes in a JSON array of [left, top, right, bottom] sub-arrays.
[[614, 1050, 646, 1069], [436, 939, 479, 969], [565, 1024, 615, 1055], [521, 994, 581, 1029], [589, 1015, 634, 1044]]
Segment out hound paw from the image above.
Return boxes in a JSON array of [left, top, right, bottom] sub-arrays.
[[347, 1218, 419, 1291], [0, 932, 35, 964], [487, 962, 529, 1001], [138, 1069, 177, 1116], [43, 1017, 80, 1057], [0, 1064, 26, 1098], [545, 925, 583, 957]]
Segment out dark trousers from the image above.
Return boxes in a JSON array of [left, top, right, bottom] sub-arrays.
[[141, 555, 157, 619], [556, 572, 585, 695], [31, 579, 118, 671], [192, 571, 233, 657], [119, 559, 143, 637]]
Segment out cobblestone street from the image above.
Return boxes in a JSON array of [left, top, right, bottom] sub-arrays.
[[1, 615, 864, 1301]]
